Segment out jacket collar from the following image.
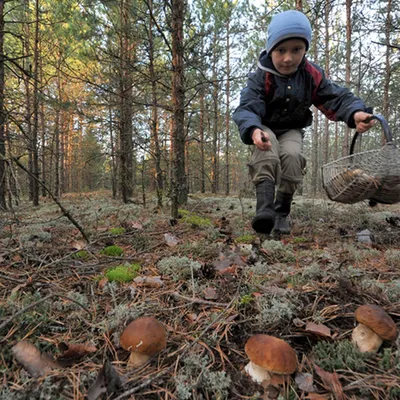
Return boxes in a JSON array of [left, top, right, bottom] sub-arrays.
[[257, 49, 306, 78]]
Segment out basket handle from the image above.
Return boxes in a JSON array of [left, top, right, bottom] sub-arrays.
[[350, 114, 393, 155]]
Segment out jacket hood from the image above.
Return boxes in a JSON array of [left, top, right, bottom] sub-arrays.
[[257, 49, 306, 77]]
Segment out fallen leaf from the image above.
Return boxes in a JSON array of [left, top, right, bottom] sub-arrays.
[[87, 359, 124, 400], [133, 276, 164, 288], [203, 287, 218, 300], [186, 313, 198, 322], [12, 341, 59, 377], [305, 322, 331, 338], [295, 372, 318, 392], [313, 363, 344, 400], [57, 342, 97, 366], [71, 240, 86, 250], [98, 277, 108, 289], [305, 394, 331, 399], [124, 221, 143, 230], [164, 233, 179, 247]]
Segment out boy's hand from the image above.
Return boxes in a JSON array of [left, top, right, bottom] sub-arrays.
[[252, 128, 272, 151], [354, 111, 376, 133]]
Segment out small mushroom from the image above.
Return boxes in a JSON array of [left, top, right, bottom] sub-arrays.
[[352, 304, 397, 353], [120, 316, 166, 366], [244, 334, 298, 384]]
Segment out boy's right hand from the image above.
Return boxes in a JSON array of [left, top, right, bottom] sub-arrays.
[[252, 128, 272, 151]]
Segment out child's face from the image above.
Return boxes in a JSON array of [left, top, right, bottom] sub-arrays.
[[271, 39, 307, 76]]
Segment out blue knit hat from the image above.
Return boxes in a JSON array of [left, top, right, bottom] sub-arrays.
[[266, 10, 312, 54]]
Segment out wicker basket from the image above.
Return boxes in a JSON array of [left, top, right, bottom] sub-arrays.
[[322, 115, 400, 204]]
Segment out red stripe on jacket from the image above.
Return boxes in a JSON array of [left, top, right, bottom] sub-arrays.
[[305, 60, 337, 121]]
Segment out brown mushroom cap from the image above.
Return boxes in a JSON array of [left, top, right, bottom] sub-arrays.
[[120, 317, 166, 359], [355, 305, 397, 341], [245, 334, 298, 375]]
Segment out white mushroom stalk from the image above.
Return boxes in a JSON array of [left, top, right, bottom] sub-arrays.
[[352, 324, 383, 353], [244, 361, 271, 384]]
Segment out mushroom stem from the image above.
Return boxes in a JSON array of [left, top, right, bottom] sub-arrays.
[[352, 323, 383, 353], [244, 361, 271, 384], [128, 352, 151, 367]]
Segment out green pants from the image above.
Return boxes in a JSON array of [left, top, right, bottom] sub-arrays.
[[248, 127, 306, 194]]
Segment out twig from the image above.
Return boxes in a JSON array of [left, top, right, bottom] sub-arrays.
[[0, 292, 93, 332], [171, 292, 229, 307], [0, 293, 55, 332]]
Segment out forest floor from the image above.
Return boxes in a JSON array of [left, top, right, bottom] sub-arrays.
[[1, 191, 400, 400]]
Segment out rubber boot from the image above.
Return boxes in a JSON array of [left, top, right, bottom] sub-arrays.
[[274, 192, 293, 234], [252, 180, 276, 234]]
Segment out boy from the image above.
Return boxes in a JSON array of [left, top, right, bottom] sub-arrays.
[[233, 10, 375, 235]]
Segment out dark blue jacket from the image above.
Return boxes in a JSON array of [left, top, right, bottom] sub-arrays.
[[233, 50, 369, 145]]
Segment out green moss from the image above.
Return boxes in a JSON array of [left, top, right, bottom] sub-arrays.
[[105, 263, 140, 283], [72, 250, 90, 260], [239, 294, 254, 305], [100, 245, 124, 257], [179, 209, 212, 227], [292, 236, 308, 244], [109, 227, 126, 235], [236, 233, 256, 244]]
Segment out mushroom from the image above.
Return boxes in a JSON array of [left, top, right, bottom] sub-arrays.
[[352, 304, 397, 353], [244, 334, 298, 384], [120, 316, 166, 366]]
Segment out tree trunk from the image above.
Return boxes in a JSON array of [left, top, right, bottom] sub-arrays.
[[118, 0, 134, 203], [31, 0, 40, 205], [383, 0, 392, 145], [225, 18, 230, 196], [148, 0, 163, 207], [311, 13, 319, 196], [170, 0, 187, 218], [343, 0, 352, 157], [0, 0, 6, 210], [211, 29, 218, 194], [323, 0, 330, 165]]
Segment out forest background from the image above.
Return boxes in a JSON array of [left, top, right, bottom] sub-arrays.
[[0, 0, 398, 211]]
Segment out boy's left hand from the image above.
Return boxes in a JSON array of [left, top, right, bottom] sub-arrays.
[[354, 111, 376, 133]]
